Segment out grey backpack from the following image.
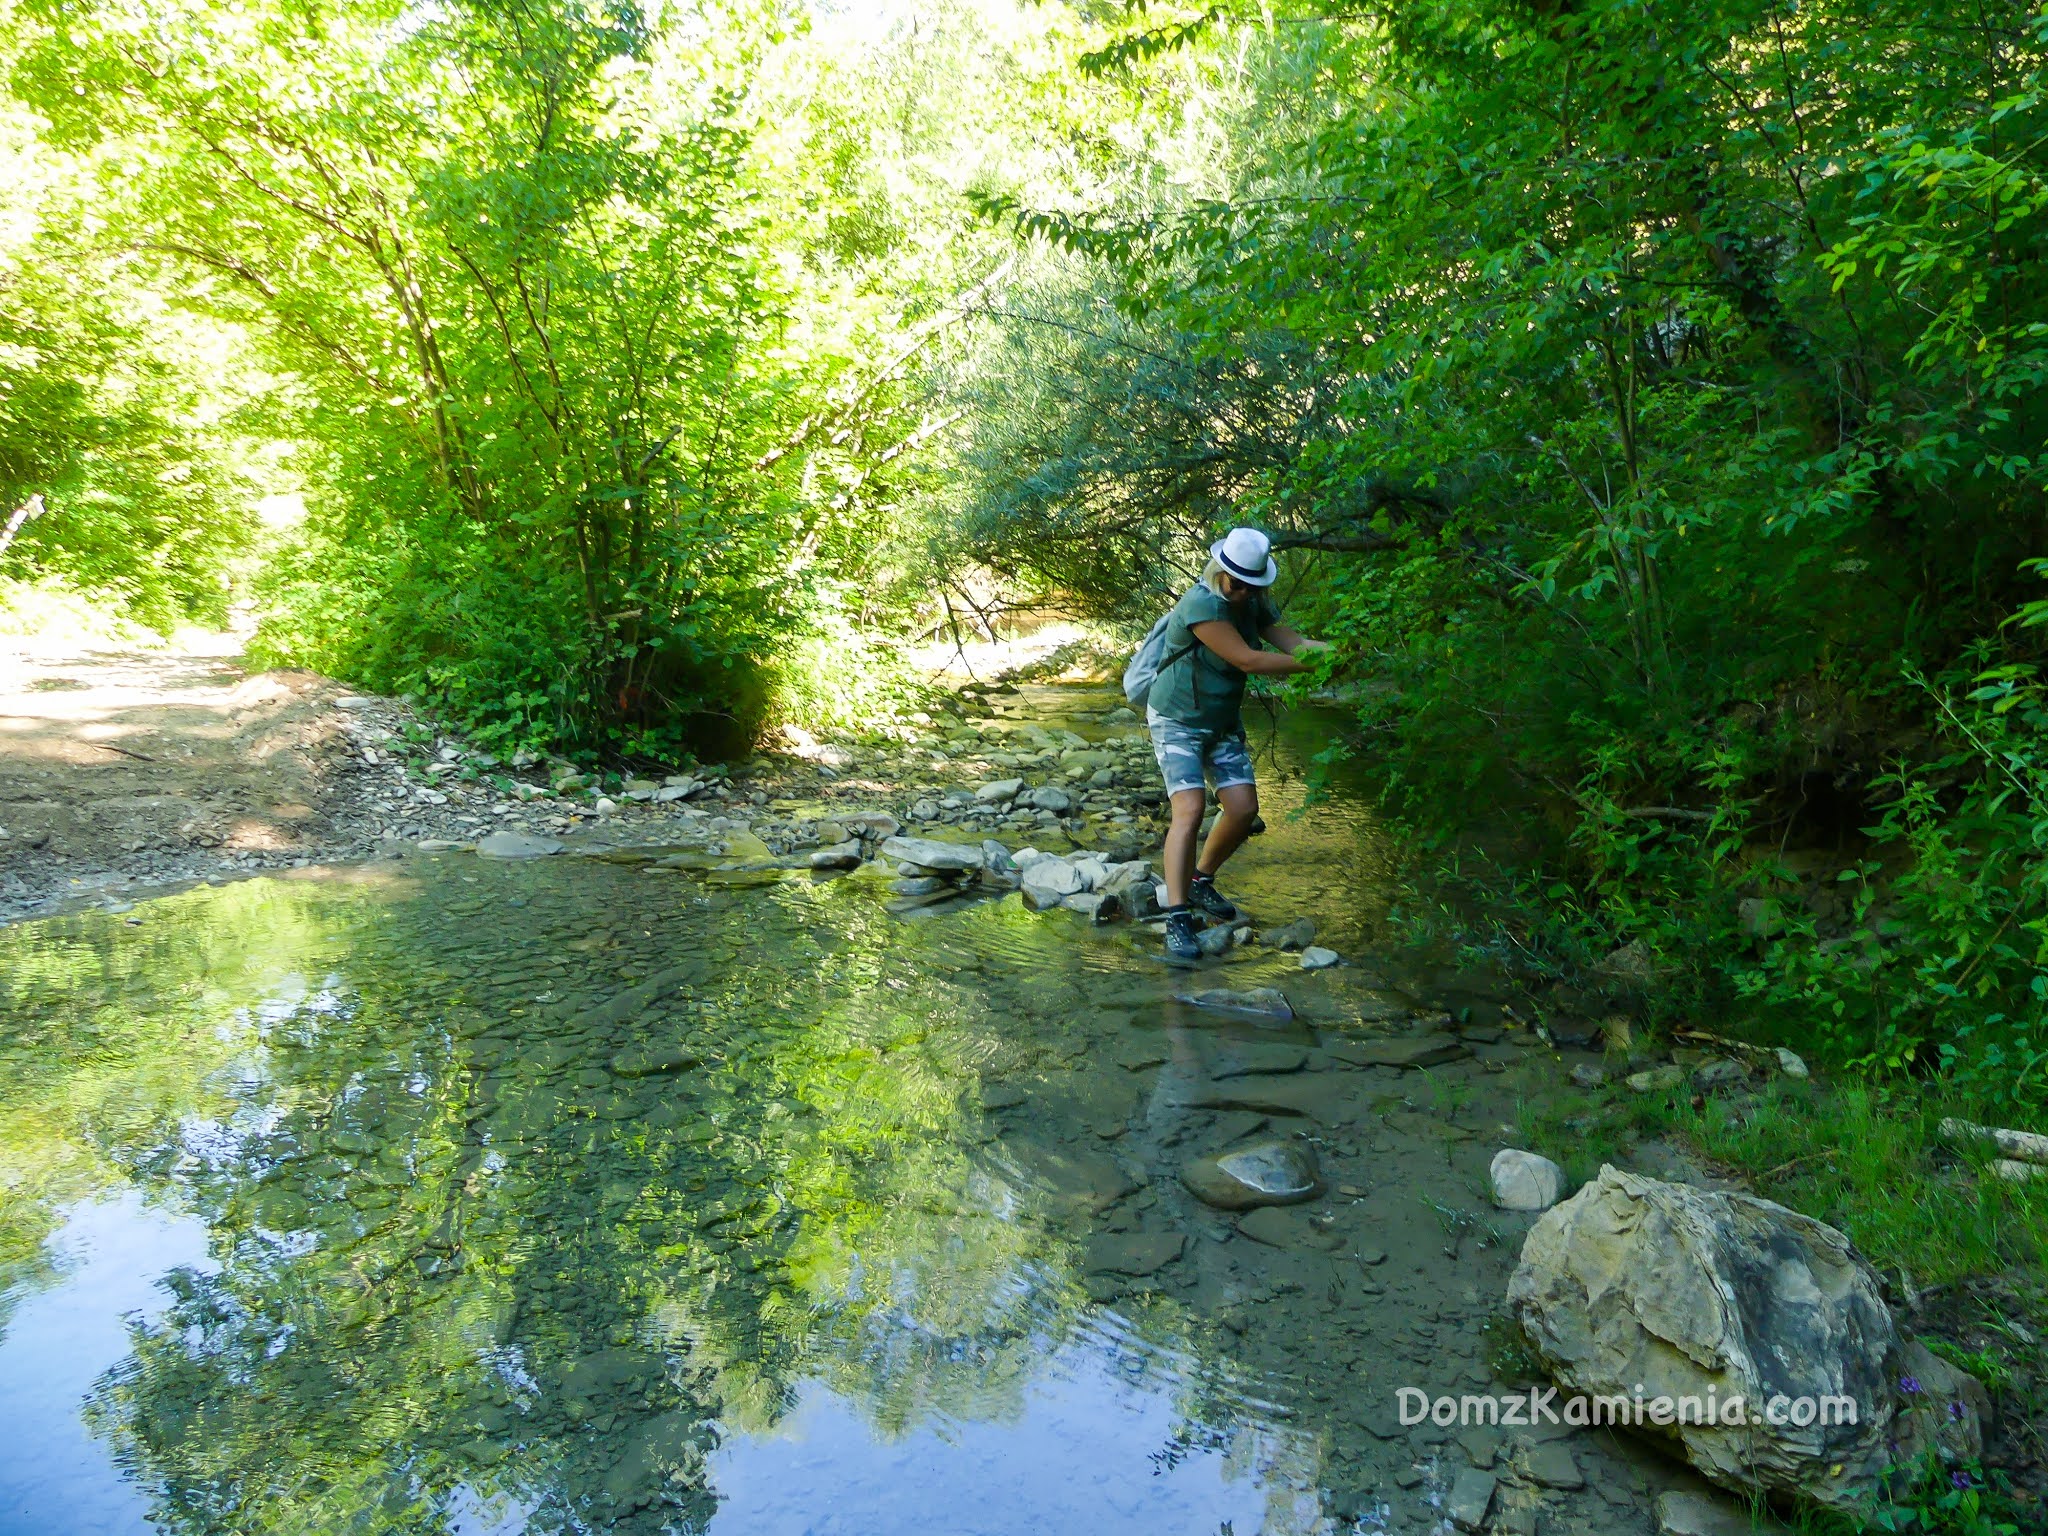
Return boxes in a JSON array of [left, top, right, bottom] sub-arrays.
[[1122, 599, 1201, 708]]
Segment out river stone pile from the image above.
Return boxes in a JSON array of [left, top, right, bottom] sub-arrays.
[[1508, 1166, 1989, 1510], [1014, 847, 1159, 923]]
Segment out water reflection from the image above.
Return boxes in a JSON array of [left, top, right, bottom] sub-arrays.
[[0, 817, 1377, 1535], [0, 1196, 211, 1536]]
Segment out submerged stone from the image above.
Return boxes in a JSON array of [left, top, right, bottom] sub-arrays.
[[1325, 1034, 1467, 1069], [1085, 1231, 1183, 1276], [1181, 1139, 1324, 1211], [609, 1044, 704, 1078], [475, 831, 564, 859], [1175, 986, 1293, 1020]]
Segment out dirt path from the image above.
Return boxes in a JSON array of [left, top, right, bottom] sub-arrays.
[[0, 634, 397, 922]]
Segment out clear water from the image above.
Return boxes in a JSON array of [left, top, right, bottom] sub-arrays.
[[0, 704, 1660, 1536]]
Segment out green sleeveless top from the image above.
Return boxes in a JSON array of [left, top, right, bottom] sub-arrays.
[[1147, 584, 1281, 733]]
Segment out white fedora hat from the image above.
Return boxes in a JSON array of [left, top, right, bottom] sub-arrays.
[[1210, 527, 1278, 586]]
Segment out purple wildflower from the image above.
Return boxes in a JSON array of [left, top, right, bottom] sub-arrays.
[[1951, 1472, 1974, 1491], [1949, 1400, 1967, 1422], [1899, 1375, 1923, 1395]]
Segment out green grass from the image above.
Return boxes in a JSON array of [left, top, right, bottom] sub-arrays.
[[1518, 1077, 2048, 1294]]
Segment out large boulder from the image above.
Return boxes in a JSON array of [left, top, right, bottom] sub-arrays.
[[1507, 1166, 1986, 1510]]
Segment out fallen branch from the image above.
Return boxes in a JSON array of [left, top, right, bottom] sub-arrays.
[[86, 740, 156, 762]]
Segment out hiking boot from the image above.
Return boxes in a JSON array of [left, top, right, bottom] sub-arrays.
[[1163, 908, 1202, 961], [1187, 876, 1239, 922]]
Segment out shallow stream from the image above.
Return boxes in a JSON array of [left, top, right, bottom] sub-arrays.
[[0, 693, 1692, 1535]]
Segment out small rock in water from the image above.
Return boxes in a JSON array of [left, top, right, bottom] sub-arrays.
[[1175, 986, 1294, 1020], [1261, 917, 1317, 951], [1181, 1139, 1324, 1211], [1085, 1231, 1184, 1277], [1104, 706, 1139, 725], [975, 777, 1024, 803], [1027, 784, 1074, 813], [1627, 1064, 1687, 1093], [892, 876, 950, 896], [1298, 945, 1340, 970], [1060, 890, 1122, 923], [908, 797, 940, 822], [593, 796, 620, 815], [980, 839, 1018, 876], [1569, 1063, 1607, 1089], [809, 847, 861, 871], [475, 831, 563, 859], [1195, 922, 1236, 957], [1235, 1206, 1336, 1250], [1490, 1149, 1566, 1211]]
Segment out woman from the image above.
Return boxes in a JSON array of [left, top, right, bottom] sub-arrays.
[[1147, 526, 1328, 961]]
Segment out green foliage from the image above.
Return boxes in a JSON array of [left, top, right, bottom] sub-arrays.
[[0, 42, 257, 629], [962, 0, 2048, 1114], [1864, 1461, 2025, 1536]]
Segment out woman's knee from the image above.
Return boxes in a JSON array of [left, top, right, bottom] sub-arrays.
[[1217, 783, 1259, 820]]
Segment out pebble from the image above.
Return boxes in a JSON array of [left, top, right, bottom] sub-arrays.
[[1298, 945, 1340, 969]]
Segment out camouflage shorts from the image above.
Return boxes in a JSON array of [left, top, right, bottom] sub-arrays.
[[1146, 713, 1256, 797]]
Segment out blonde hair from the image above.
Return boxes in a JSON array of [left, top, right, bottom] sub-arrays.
[[1201, 557, 1231, 596]]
